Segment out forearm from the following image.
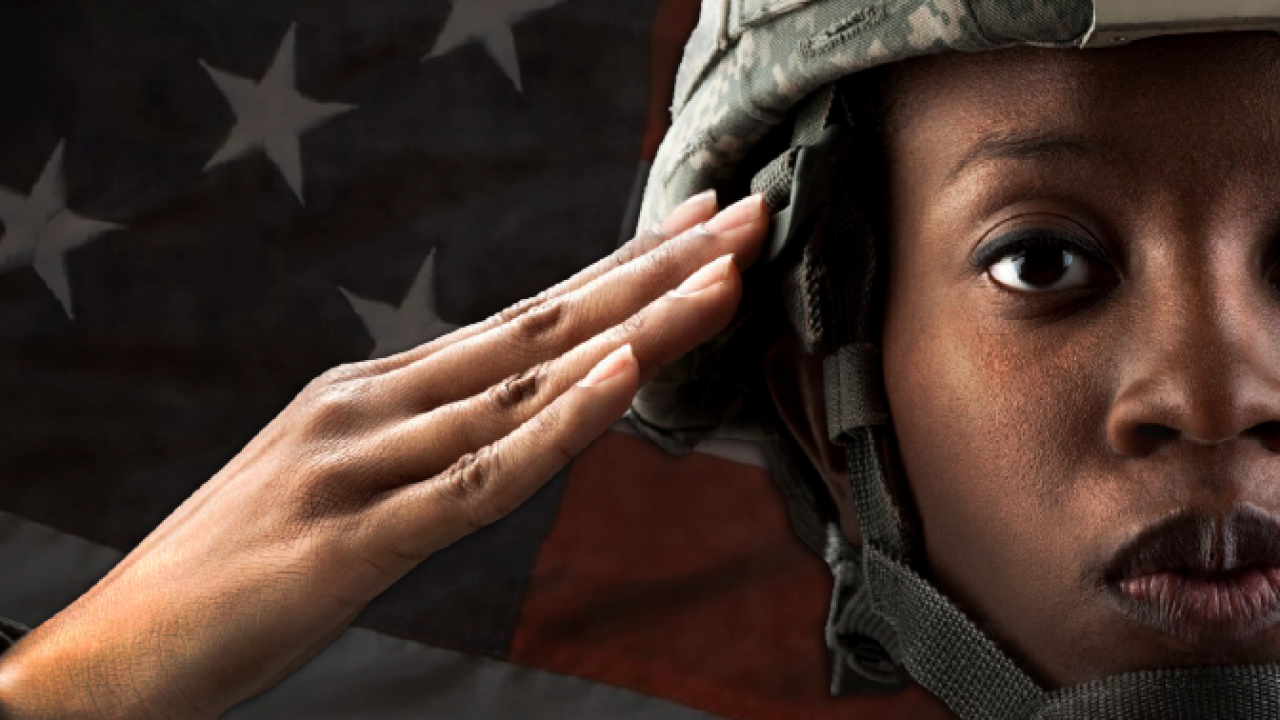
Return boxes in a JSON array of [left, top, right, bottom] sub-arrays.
[[0, 622, 115, 719], [0, 613, 180, 720]]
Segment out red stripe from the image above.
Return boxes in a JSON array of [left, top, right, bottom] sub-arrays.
[[510, 430, 956, 720]]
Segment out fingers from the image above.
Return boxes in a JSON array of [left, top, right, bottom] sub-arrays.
[[361, 190, 720, 376], [375, 250, 743, 481], [364, 344, 641, 559], [391, 194, 768, 413], [293, 193, 766, 562]]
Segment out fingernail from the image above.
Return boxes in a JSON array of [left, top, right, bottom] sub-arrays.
[[578, 344, 635, 388], [680, 188, 717, 209], [703, 194, 764, 234], [672, 254, 735, 298], [656, 189, 718, 235]]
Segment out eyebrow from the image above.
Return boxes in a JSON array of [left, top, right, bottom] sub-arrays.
[[943, 131, 1110, 187]]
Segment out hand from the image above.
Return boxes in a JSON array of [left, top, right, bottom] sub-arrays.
[[0, 191, 770, 719]]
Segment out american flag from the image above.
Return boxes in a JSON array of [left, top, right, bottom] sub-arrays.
[[0, 2, 952, 717]]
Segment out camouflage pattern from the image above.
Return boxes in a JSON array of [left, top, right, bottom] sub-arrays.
[[635, 0, 1092, 232]]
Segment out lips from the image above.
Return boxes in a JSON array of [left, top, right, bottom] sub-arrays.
[[1105, 506, 1280, 647]]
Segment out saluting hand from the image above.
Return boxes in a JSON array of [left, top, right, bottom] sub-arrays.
[[0, 191, 769, 720]]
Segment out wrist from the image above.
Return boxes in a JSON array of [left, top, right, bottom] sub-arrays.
[[0, 620, 156, 720]]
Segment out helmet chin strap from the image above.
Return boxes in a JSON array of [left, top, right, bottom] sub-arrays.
[[822, 344, 1280, 719]]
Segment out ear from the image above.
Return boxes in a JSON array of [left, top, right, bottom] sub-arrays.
[[763, 333, 863, 546]]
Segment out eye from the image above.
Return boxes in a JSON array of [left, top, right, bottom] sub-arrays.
[[1267, 252, 1280, 297], [974, 228, 1110, 294], [990, 246, 1086, 293]]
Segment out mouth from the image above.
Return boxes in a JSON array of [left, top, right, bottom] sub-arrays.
[[1104, 505, 1280, 648]]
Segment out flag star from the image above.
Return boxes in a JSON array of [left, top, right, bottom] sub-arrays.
[[340, 249, 459, 359], [425, 0, 566, 92], [0, 141, 122, 318], [201, 23, 356, 204]]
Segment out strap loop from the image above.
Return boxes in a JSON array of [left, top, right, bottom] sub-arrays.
[[823, 342, 890, 443], [749, 146, 799, 215], [749, 82, 854, 265], [760, 124, 852, 265]]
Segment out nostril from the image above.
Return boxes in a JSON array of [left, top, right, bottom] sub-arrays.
[[1136, 422, 1172, 440], [1246, 421, 1280, 451], [1125, 423, 1177, 456], [1136, 424, 1177, 443]]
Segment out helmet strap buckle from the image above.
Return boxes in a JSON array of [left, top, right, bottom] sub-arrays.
[[763, 123, 852, 265]]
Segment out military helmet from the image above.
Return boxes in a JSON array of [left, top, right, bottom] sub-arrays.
[[625, 2, 1280, 718]]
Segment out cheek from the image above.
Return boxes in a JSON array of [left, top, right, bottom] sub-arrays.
[[880, 277, 1129, 683]]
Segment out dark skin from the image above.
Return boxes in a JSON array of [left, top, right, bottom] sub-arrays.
[[768, 33, 1280, 691]]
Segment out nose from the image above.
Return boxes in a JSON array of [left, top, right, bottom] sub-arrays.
[[1106, 273, 1280, 458]]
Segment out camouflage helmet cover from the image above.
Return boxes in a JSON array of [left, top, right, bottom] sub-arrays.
[[629, 0, 1280, 451]]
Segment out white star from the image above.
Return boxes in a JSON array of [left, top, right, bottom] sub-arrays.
[[340, 249, 459, 359], [0, 141, 122, 318], [425, 0, 566, 92], [201, 23, 356, 204]]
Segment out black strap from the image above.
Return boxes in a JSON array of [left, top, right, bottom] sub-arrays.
[[823, 343, 889, 435], [824, 345, 904, 562], [748, 84, 837, 214], [1038, 665, 1280, 719], [750, 81, 916, 694], [864, 544, 1044, 718]]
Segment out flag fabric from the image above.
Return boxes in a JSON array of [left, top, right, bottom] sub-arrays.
[[0, 2, 956, 717]]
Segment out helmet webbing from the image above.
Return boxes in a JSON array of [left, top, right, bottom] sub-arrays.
[[746, 78, 919, 694]]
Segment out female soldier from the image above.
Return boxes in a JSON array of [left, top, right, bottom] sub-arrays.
[[6, 2, 1280, 718]]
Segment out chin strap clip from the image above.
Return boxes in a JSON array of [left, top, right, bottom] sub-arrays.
[[761, 123, 853, 264]]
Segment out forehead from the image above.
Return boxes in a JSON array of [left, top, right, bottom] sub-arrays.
[[881, 33, 1280, 162]]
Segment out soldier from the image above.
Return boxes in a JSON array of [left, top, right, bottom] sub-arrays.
[[7, 2, 1280, 718]]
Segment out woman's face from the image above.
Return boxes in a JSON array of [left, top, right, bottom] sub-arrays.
[[880, 34, 1280, 687]]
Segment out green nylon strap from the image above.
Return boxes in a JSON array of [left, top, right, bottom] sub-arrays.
[[750, 147, 798, 214], [1037, 665, 1280, 718], [823, 343, 890, 435], [825, 361, 906, 561], [749, 82, 842, 214], [863, 544, 1043, 718], [792, 82, 840, 147], [865, 540, 1280, 719]]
